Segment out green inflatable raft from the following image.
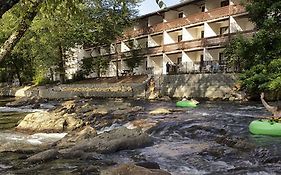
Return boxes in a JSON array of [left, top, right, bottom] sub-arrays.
[[249, 119, 281, 136], [176, 100, 197, 108]]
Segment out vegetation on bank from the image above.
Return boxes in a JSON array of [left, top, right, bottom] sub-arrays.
[[0, 0, 141, 85], [224, 0, 281, 98]]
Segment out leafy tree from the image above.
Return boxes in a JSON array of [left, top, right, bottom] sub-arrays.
[[0, 0, 20, 18], [80, 56, 109, 78], [0, 0, 139, 84], [224, 0, 281, 97], [123, 39, 144, 72]]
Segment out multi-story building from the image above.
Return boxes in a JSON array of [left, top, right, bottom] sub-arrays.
[[68, 0, 255, 79]]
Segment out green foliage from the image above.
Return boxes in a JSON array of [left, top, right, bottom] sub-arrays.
[[224, 35, 251, 71], [81, 56, 109, 77], [0, 0, 140, 84], [123, 39, 144, 71], [33, 68, 52, 85], [225, 1, 281, 95]]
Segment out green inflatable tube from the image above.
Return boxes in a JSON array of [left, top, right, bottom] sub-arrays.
[[249, 119, 281, 136], [176, 100, 197, 108]]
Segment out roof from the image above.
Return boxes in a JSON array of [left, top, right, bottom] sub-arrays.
[[137, 0, 202, 19]]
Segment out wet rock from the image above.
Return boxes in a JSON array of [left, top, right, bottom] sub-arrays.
[[60, 100, 77, 114], [130, 106, 144, 113], [158, 96, 171, 101], [6, 97, 41, 108], [60, 149, 104, 161], [70, 127, 153, 154], [135, 162, 160, 169], [149, 108, 171, 115], [76, 165, 100, 175], [125, 119, 158, 131], [101, 163, 171, 175], [216, 136, 255, 150], [111, 109, 128, 117], [61, 100, 76, 110], [0, 142, 46, 153], [26, 149, 59, 163], [76, 103, 93, 113], [263, 156, 281, 164], [200, 147, 226, 158], [56, 125, 97, 148], [112, 106, 144, 118], [92, 106, 109, 115], [16, 111, 84, 133]]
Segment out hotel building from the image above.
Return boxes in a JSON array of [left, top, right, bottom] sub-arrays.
[[66, 0, 255, 78]]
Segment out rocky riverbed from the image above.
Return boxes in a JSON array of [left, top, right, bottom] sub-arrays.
[[0, 97, 174, 174], [1, 97, 281, 175]]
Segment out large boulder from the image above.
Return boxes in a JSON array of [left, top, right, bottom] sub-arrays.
[[70, 127, 153, 154], [56, 125, 97, 148], [101, 164, 171, 175], [16, 111, 84, 133]]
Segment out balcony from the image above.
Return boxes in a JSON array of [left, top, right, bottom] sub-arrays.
[[106, 30, 255, 60], [146, 46, 163, 55], [124, 5, 246, 38]]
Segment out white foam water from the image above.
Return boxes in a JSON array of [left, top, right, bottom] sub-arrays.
[[0, 106, 45, 113], [0, 131, 67, 145], [0, 164, 12, 169]]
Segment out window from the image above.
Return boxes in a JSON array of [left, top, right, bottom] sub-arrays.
[[221, 0, 229, 7], [178, 12, 184, 18], [145, 61, 148, 70], [219, 52, 226, 65], [220, 26, 228, 35], [177, 57, 182, 64], [200, 55, 204, 72], [201, 31, 204, 38], [178, 35, 183, 42], [201, 5, 205, 12]]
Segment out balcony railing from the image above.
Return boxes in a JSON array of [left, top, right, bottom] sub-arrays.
[[160, 30, 255, 52], [93, 30, 255, 59], [124, 5, 246, 38], [146, 46, 163, 55]]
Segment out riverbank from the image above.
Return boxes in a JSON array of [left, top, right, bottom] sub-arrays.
[[0, 74, 247, 101]]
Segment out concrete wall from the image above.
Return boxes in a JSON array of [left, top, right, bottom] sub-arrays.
[[160, 73, 237, 99], [0, 80, 150, 99], [0, 74, 238, 100]]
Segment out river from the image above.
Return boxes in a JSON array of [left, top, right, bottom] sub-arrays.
[[1, 98, 281, 175]]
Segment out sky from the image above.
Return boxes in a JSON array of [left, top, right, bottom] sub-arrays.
[[137, 0, 181, 16]]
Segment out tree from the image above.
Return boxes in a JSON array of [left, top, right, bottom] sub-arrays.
[[123, 39, 144, 72], [80, 56, 109, 78], [0, 0, 139, 84], [0, 0, 42, 62], [0, 0, 20, 18], [224, 0, 281, 97]]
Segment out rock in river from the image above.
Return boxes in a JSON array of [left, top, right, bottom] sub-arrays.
[[26, 149, 59, 163], [149, 108, 171, 115], [16, 111, 84, 133], [56, 125, 97, 148], [101, 163, 171, 175], [70, 127, 153, 154]]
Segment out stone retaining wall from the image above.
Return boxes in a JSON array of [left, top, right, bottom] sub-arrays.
[[160, 73, 238, 99], [0, 80, 149, 99], [0, 74, 238, 99]]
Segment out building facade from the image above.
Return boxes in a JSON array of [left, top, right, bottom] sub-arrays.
[[68, 0, 255, 79]]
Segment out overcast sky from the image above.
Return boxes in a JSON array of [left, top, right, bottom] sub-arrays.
[[137, 0, 181, 15]]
